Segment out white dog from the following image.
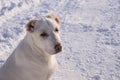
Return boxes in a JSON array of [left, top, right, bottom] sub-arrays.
[[0, 12, 62, 80]]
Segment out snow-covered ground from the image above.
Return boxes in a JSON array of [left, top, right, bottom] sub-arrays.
[[0, 0, 120, 80]]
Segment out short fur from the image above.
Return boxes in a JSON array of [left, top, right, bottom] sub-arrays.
[[0, 12, 62, 80]]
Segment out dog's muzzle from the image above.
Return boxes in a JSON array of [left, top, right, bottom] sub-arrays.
[[54, 43, 62, 53]]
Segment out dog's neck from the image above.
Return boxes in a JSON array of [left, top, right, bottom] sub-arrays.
[[0, 33, 57, 80], [23, 33, 52, 63]]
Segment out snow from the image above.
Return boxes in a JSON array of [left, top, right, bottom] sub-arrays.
[[0, 0, 120, 80]]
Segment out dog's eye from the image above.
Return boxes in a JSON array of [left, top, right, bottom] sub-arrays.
[[55, 28, 59, 32], [40, 32, 49, 37]]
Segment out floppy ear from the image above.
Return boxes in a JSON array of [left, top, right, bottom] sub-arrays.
[[26, 20, 37, 32], [47, 12, 60, 24]]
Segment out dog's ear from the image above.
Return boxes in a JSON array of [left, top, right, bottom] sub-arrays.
[[47, 12, 60, 25], [26, 20, 37, 32]]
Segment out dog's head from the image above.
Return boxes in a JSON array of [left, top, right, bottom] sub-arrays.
[[26, 12, 62, 55]]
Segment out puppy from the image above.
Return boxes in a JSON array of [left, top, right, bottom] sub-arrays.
[[0, 12, 62, 80]]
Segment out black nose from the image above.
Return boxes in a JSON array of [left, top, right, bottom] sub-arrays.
[[54, 43, 62, 53]]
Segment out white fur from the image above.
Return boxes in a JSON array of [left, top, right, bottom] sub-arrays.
[[0, 14, 62, 80]]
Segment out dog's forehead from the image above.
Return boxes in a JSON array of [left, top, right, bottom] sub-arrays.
[[35, 17, 58, 31]]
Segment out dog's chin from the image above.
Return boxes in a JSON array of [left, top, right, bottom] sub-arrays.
[[47, 51, 61, 55], [45, 49, 62, 55], [54, 50, 62, 54], [50, 52, 59, 55], [55, 51, 61, 54]]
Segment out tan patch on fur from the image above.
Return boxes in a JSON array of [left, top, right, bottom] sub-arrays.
[[26, 20, 37, 32], [49, 12, 60, 24]]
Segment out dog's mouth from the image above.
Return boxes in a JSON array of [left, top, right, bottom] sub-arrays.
[[55, 49, 62, 54]]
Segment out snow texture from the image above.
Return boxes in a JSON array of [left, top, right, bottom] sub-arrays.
[[0, 0, 120, 80]]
